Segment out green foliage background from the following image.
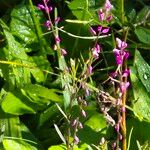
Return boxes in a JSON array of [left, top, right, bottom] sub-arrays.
[[0, 0, 150, 149]]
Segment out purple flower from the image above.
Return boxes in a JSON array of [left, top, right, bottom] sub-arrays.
[[113, 49, 123, 65], [124, 51, 130, 60], [119, 133, 123, 140], [61, 49, 67, 56], [121, 106, 126, 112], [110, 71, 118, 78], [115, 123, 120, 133], [116, 38, 127, 50], [44, 20, 51, 29], [54, 17, 60, 24], [43, 0, 49, 3], [87, 65, 92, 75], [97, 26, 102, 32], [106, 14, 113, 21], [104, 0, 113, 12], [79, 122, 83, 129], [81, 109, 87, 117], [101, 27, 109, 34], [89, 27, 97, 35], [74, 136, 79, 144], [98, 9, 105, 21], [37, 4, 45, 10], [120, 82, 130, 93], [92, 44, 101, 59], [72, 119, 77, 127], [122, 69, 130, 77], [55, 36, 61, 44]]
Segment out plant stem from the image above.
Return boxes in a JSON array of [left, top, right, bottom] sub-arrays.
[[121, 0, 125, 25]]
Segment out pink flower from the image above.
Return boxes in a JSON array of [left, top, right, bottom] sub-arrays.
[[72, 119, 77, 127], [37, 4, 45, 10], [54, 17, 60, 24], [44, 20, 51, 29], [79, 122, 83, 129], [43, 0, 49, 3], [115, 123, 120, 133], [87, 65, 92, 75], [74, 136, 79, 144], [122, 69, 130, 77], [116, 38, 127, 50], [55, 36, 61, 44], [81, 109, 87, 117], [106, 14, 113, 21], [97, 26, 102, 32], [89, 27, 97, 35], [120, 82, 130, 93], [110, 71, 118, 78], [61, 49, 67, 56], [98, 9, 105, 21], [104, 0, 113, 12], [92, 44, 101, 59], [124, 51, 129, 60], [102, 27, 109, 34]]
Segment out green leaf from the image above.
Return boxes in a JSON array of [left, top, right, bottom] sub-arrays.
[[135, 27, 150, 45], [22, 84, 62, 103], [135, 50, 150, 92], [85, 112, 106, 132], [10, 5, 43, 44], [130, 66, 150, 121], [127, 117, 150, 150], [37, 104, 61, 128], [68, 0, 93, 21], [136, 6, 150, 24], [2, 116, 39, 150], [1, 92, 36, 115], [3, 139, 37, 150], [48, 144, 66, 150]]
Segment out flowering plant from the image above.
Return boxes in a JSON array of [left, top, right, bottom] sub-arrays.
[[0, 0, 150, 150]]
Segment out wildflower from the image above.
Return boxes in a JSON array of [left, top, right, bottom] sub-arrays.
[[78, 122, 83, 129], [37, 4, 52, 13], [115, 123, 120, 133], [98, 9, 105, 21], [104, 0, 113, 12], [100, 137, 105, 145], [43, 0, 49, 3], [116, 38, 127, 50], [89, 27, 97, 35], [122, 69, 130, 77], [74, 136, 79, 144], [106, 14, 113, 21], [37, 4, 45, 10], [55, 36, 61, 44], [121, 106, 126, 112], [92, 44, 101, 59], [54, 17, 60, 24], [97, 25, 103, 32], [101, 27, 109, 34], [110, 71, 118, 78], [72, 119, 77, 127], [119, 133, 123, 140], [44, 20, 51, 29], [81, 109, 86, 117], [120, 82, 130, 93], [61, 49, 67, 56]]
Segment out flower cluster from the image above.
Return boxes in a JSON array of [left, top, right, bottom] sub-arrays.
[[113, 38, 130, 94], [113, 38, 129, 65], [109, 38, 130, 148], [98, 0, 113, 22], [90, 0, 113, 59], [37, 0, 67, 56]]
